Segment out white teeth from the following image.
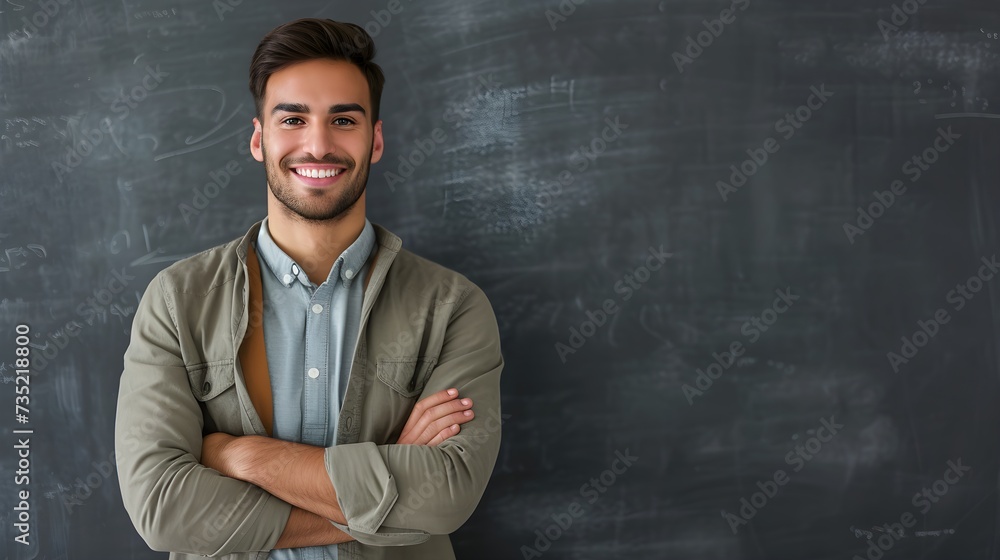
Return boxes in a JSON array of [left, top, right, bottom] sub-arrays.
[[294, 168, 341, 178]]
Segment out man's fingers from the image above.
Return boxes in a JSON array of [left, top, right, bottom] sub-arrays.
[[427, 424, 460, 446], [408, 398, 473, 443], [404, 395, 472, 440], [401, 388, 459, 435], [416, 409, 474, 445]]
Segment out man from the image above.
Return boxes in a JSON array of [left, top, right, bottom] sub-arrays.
[[114, 18, 504, 560]]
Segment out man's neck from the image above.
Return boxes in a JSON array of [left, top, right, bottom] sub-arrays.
[[265, 192, 367, 286]]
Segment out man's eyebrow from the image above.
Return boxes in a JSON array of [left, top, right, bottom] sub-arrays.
[[270, 102, 367, 117]]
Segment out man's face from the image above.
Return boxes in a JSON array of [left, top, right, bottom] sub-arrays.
[[251, 58, 383, 221]]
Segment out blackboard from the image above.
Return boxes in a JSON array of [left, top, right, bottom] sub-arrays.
[[2, 0, 1000, 558]]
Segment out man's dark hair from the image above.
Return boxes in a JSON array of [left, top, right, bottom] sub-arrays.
[[249, 18, 385, 124]]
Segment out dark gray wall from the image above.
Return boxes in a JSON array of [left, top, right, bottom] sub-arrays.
[[2, 0, 1000, 558]]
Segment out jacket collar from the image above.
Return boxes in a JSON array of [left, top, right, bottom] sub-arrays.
[[236, 217, 402, 270]]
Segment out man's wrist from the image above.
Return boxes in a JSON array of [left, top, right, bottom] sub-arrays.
[[226, 436, 345, 524]]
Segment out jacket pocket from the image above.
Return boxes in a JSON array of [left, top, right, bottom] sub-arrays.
[[377, 357, 437, 398], [186, 360, 236, 400], [185, 360, 239, 434]]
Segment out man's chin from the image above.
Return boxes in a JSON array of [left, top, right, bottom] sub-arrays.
[[281, 191, 365, 222]]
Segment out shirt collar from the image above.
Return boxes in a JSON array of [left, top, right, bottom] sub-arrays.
[[254, 215, 376, 290]]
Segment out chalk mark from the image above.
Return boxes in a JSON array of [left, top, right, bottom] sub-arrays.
[[153, 126, 246, 162]]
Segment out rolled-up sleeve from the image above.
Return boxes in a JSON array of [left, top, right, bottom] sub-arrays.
[[115, 274, 292, 556], [324, 283, 504, 545]]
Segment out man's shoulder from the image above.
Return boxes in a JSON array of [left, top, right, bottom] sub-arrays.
[[385, 247, 487, 308], [152, 235, 243, 297]]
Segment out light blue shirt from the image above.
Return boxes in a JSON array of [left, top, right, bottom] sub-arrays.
[[254, 215, 376, 560]]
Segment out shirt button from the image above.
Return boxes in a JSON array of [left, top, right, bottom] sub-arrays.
[[282, 274, 293, 285], [344, 269, 355, 280], [307, 368, 320, 379], [312, 303, 323, 314], [291, 264, 299, 275]]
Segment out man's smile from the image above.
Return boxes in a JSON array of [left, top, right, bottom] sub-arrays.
[[290, 164, 347, 187]]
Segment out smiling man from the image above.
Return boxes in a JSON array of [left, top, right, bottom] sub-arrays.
[[115, 18, 504, 560]]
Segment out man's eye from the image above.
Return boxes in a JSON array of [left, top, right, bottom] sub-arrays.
[[281, 117, 354, 125]]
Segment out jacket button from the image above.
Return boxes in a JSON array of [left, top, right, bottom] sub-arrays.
[[203, 381, 211, 394], [346, 416, 353, 429]]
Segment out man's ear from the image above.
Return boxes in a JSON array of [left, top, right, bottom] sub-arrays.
[[370, 119, 384, 165], [250, 118, 264, 162]]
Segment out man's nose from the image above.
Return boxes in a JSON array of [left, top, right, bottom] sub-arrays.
[[303, 124, 337, 160]]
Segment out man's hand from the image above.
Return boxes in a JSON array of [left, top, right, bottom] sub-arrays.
[[395, 387, 475, 445]]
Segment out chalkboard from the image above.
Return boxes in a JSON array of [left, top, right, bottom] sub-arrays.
[[3, 0, 1000, 558]]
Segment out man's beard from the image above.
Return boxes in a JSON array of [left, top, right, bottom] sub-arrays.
[[262, 139, 370, 222]]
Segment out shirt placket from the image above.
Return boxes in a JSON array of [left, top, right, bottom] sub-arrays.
[[303, 276, 334, 560], [301, 278, 332, 448]]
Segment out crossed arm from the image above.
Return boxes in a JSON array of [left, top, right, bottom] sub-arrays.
[[201, 390, 477, 548], [116, 275, 502, 555]]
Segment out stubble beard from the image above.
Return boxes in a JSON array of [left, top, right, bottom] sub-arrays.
[[262, 138, 371, 222]]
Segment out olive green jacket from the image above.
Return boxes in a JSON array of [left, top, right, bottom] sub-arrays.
[[114, 219, 503, 559]]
